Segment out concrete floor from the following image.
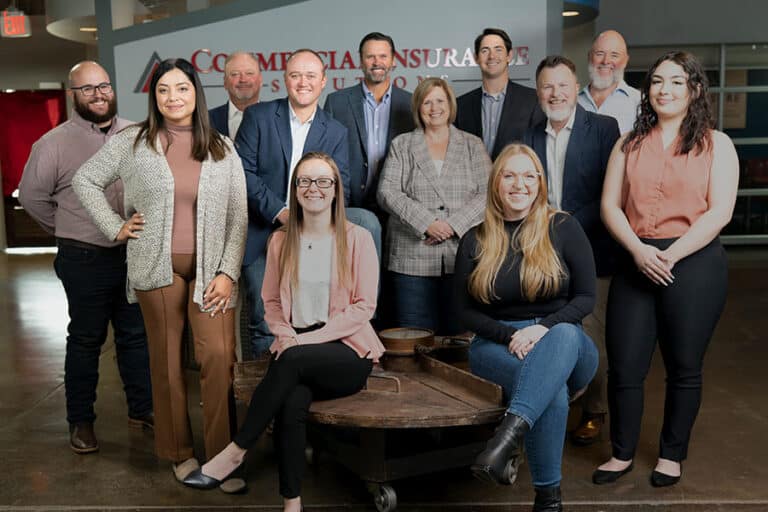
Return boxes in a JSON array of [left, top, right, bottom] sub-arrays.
[[1, 249, 767, 511]]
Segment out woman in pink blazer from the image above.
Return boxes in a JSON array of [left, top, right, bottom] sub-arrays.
[[183, 152, 384, 512]]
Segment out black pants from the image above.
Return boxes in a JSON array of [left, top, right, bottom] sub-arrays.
[[233, 342, 372, 498], [606, 238, 727, 462], [54, 238, 153, 424]]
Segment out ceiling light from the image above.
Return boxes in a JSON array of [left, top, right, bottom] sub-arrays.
[[562, 10, 580, 16], [79, 27, 97, 32]]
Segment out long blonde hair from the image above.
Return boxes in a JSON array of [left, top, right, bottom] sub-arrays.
[[278, 152, 350, 290], [468, 144, 564, 303]]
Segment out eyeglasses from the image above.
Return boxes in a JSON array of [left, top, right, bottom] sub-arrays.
[[502, 172, 540, 186], [70, 82, 113, 96], [295, 177, 335, 189]]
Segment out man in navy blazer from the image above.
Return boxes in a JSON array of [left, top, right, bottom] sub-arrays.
[[456, 28, 545, 160], [234, 49, 351, 359], [209, 51, 263, 139], [524, 55, 620, 444], [324, 32, 414, 216]]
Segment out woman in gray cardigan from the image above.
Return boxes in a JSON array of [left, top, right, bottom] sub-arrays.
[[74, 58, 247, 491]]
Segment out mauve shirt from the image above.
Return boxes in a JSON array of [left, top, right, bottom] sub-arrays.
[[18, 110, 132, 247]]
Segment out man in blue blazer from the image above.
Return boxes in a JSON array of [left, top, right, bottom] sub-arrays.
[[209, 51, 263, 139], [324, 32, 414, 217], [524, 55, 620, 444], [234, 49, 352, 359], [456, 28, 545, 160]]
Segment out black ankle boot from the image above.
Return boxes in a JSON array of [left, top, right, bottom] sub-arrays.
[[533, 485, 562, 511], [471, 414, 529, 485]]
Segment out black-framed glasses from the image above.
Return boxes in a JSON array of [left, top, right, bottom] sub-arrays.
[[295, 177, 335, 189], [70, 82, 113, 96]]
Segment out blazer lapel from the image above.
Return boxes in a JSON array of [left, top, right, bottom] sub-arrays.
[[304, 109, 326, 152], [413, 130, 447, 202], [274, 100, 292, 170], [563, 106, 587, 208], [532, 126, 548, 177], [350, 85, 368, 156]]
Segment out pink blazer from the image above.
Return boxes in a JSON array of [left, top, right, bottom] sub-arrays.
[[262, 222, 385, 362]]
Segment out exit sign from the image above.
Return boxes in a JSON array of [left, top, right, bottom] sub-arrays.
[[1, 8, 31, 38]]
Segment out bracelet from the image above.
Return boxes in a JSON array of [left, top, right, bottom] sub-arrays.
[[216, 271, 235, 283]]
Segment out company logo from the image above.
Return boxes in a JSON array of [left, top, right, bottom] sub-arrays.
[[133, 51, 163, 93]]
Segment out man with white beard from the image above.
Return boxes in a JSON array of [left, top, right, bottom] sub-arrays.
[[577, 30, 640, 134], [523, 56, 620, 449]]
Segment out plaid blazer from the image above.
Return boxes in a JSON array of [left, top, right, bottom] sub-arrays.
[[377, 126, 492, 276]]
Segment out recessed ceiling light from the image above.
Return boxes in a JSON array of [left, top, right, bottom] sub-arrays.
[[79, 27, 97, 32], [562, 10, 580, 16]]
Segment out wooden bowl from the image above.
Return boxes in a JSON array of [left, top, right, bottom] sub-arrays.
[[378, 327, 435, 356]]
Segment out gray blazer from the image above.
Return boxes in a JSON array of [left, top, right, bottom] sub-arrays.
[[73, 126, 247, 308], [377, 126, 491, 276]]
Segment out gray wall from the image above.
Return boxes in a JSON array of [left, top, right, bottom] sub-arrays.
[[598, 0, 768, 46]]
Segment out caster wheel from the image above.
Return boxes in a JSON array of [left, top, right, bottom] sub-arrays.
[[502, 457, 520, 485], [372, 484, 397, 512]]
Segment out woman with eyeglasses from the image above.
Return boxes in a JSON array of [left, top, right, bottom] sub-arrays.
[[183, 152, 384, 512], [454, 144, 598, 511], [73, 58, 247, 490]]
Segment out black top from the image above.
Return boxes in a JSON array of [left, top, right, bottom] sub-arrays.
[[453, 213, 596, 344]]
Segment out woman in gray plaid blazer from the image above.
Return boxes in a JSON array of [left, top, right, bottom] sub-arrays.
[[377, 77, 492, 334]]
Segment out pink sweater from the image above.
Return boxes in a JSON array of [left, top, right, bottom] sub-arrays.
[[262, 222, 385, 362]]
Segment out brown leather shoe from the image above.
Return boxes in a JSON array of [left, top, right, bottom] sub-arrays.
[[571, 414, 605, 446], [128, 412, 154, 431], [69, 422, 99, 454]]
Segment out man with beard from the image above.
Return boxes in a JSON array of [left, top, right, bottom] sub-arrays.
[[455, 28, 544, 160], [524, 56, 619, 448], [209, 51, 263, 138], [324, 32, 414, 219], [19, 60, 153, 454], [577, 30, 640, 134]]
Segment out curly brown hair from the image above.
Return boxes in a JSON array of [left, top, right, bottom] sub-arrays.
[[623, 50, 713, 156]]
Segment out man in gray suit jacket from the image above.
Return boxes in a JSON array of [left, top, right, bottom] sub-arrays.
[[324, 32, 414, 219]]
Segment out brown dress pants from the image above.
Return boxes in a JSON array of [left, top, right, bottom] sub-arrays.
[[136, 253, 235, 462]]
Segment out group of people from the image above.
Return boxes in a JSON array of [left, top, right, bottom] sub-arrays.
[[17, 25, 738, 512]]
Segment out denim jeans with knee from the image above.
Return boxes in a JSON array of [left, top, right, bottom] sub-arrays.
[[346, 207, 382, 263], [469, 320, 598, 487]]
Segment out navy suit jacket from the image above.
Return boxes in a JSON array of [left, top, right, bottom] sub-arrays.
[[209, 102, 229, 137], [523, 105, 620, 276], [324, 83, 414, 210], [234, 98, 350, 265], [455, 79, 545, 160]]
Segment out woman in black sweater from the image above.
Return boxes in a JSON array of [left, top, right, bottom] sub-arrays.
[[454, 143, 598, 512]]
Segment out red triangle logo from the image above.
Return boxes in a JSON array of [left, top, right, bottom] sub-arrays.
[[134, 52, 163, 93]]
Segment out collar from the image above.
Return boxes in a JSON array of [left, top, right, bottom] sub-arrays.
[[288, 102, 317, 125], [70, 109, 117, 134], [580, 79, 633, 100], [481, 85, 506, 100], [362, 81, 392, 104], [545, 106, 577, 137], [228, 100, 243, 120]]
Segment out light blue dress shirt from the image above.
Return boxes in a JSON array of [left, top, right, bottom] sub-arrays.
[[577, 80, 641, 134], [362, 82, 392, 189]]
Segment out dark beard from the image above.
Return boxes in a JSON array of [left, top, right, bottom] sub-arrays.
[[74, 96, 118, 124]]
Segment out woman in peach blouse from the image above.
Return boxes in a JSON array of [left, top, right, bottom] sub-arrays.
[[183, 152, 384, 512], [593, 51, 738, 487]]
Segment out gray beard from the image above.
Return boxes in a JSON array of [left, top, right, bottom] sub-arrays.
[[543, 104, 574, 123], [588, 64, 623, 90]]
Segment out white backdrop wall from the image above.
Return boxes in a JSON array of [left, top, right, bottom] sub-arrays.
[[112, 0, 555, 121]]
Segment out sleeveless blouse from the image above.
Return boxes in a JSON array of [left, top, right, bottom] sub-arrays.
[[623, 128, 713, 239]]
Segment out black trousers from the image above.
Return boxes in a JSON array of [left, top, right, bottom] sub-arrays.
[[606, 238, 727, 462], [233, 341, 372, 498]]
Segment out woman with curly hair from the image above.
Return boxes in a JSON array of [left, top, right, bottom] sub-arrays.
[[454, 143, 598, 511], [593, 51, 739, 487]]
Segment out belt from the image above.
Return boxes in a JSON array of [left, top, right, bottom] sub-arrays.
[[56, 237, 123, 252]]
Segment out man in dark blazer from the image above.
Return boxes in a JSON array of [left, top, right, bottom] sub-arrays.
[[234, 49, 352, 359], [455, 28, 545, 160], [524, 55, 620, 445], [324, 32, 414, 216], [209, 51, 262, 139]]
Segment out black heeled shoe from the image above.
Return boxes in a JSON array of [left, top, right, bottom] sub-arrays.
[[182, 468, 221, 490], [592, 462, 634, 484], [533, 485, 562, 511], [651, 465, 682, 487], [471, 413, 529, 485]]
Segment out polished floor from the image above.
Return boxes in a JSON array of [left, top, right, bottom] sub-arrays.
[[1, 249, 767, 511]]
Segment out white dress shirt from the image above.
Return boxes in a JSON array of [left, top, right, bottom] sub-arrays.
[[227, 100, 244, 139], [287, 104, 316, 201], [544, 108, 577, 209]]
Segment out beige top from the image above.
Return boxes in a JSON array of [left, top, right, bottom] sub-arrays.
[[160, 123, 201, 254]]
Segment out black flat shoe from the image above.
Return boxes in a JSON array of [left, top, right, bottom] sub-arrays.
[[533, 485, 563, 511], [651, 468, 681, 487], [592, 462, 634, 484], [182, 468, 221, 490], [471, 414, 529, 486]]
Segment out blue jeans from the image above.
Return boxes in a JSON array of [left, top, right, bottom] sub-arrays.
[[470, 320, 598, 487], [346, 207, 381, 263], [241, 253, 273, 359], [389, 271, 460, 335], [54, 240, 153, 424]]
